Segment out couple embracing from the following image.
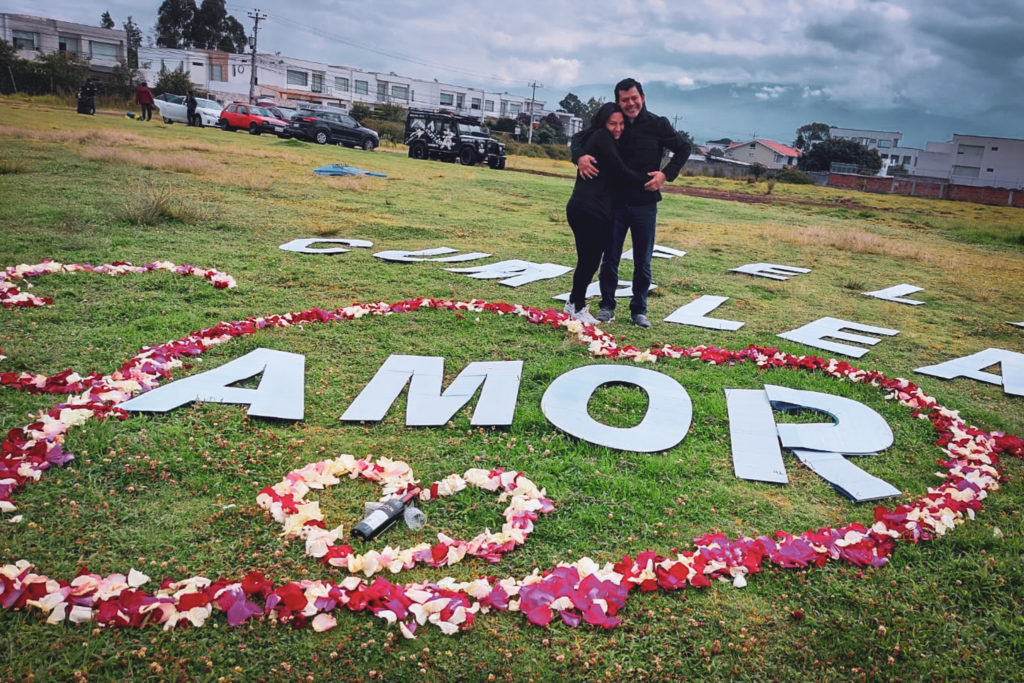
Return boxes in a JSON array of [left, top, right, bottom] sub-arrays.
[[564, 78, 691, 328]]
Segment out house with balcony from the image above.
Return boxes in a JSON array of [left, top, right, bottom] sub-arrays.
[[828, 126, 921, 175], [723, 138, 801, 170], [1, 13, 126, 73]]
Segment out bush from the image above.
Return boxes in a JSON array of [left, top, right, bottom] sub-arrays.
[[154, 64, 192, 96], [362, 118, 404, 144], [502, 140, 569, 161], [775, 168, 814, 184], [349, 103, 372, 121]]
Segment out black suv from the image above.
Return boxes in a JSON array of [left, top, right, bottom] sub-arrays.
[[404, 109, 506, 169], [287, 107, 379, 149]]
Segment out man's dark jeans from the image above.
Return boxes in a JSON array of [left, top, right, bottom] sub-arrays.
[[599, 202, 658, 316]]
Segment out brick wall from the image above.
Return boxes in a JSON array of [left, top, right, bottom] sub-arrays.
[[827, 173, 1020, 208]]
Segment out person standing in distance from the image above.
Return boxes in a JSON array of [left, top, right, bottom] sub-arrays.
[[134, 81, 154, 121], [572, 78, 691, 328]]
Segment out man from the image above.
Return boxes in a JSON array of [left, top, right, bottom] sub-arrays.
[[572, 78, 691, 327], [134, 81, 154, 122], [78, 78, 97, 116], [186, 91, 198, 126]]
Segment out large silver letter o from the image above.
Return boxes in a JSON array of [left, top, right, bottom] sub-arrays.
[[541, 365, 692, 453]]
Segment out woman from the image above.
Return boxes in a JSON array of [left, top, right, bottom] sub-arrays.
[[564, 102, 650, 324]]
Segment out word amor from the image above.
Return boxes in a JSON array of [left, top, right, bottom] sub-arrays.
[[121, 349, 902, 501]]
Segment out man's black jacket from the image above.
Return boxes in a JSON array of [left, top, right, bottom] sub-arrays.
[[571, 106, 691, 205]]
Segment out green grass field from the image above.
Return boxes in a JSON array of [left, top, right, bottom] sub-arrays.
[[1, 97, 1023, 681]]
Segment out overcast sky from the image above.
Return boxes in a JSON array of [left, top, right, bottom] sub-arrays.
[[5, 0, 1022, 147]]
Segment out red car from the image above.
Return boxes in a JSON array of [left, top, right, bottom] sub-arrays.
[[217, 102, 289, 135]]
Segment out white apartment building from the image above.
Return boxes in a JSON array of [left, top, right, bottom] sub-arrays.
[[1, 13, 125, 72], [911, 134, 1024, 189], [136, 45, 561, 126]]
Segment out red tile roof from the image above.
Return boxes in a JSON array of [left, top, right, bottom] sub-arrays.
[[755, 139, 802, 157]]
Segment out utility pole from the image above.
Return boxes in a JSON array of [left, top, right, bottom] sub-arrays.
[[526, 80, 542, 144], [247, 9, 267, 104]]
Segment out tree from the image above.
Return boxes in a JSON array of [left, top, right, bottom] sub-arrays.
[[557, 92, 605, 128], [533, 123, 560, 145], [793, 122, 830, 150], [706, 147, 724, 159], [100, 11, 115, 29], [109, 58, 141, 98], [797, 137, 882, 173], [155, 0, 196, 49], [123, 16, 143, 68], [581, 97, 604, 128], [558, 92, 584, 117], [155, 63, 193, 95], [217, 15, 247, 53], [156, 0, 247, 53]]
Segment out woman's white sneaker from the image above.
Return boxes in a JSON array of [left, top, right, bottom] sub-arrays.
[[564, 302, 599, 325]]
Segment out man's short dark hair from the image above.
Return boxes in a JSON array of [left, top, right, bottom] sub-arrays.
[[614, 78, 644, 100]]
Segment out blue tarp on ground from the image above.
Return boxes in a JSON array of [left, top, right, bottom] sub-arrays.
[[312, 164, 387, 178]]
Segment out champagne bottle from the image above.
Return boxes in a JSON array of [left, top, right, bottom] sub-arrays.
[[351, 487, 422, 542]]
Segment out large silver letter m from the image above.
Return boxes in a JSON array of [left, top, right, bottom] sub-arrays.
[[339, 354, 523, 426]]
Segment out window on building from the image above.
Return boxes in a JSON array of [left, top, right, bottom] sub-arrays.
[[508, 103, 521, 116], [902, 156, 913, 165], [485, 100, 495, 112], [58, 34, 78, 55], [987, 168, 994, 172], [877, 140, 892, 148], [952, 165, 980, 178], [440, 92, 454, 106], [89, 41, 118, 59], [209, 64, 225, 81], [354, 80, 368, 95], [287, 69, 308, 87], [774, 153, 783, 163], [335, 77, 349, 92], [500, 101, 508, 116], [957, 144, 984, 157], [991, 146, 999, 151], [391, 84, 409, 100], [12, 30, 38, 51], [471, 97, 481, 110], [377, 81, 387, 101], [311, 72, 324, 93], [456, 93, 465, 108]]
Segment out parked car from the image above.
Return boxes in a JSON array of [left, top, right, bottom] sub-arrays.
[[217, 103, 289, 135], [287, 107, 379, 149], [257, 103, 297, 124], [404, 108, 506, 169], [154, 93, 222, 127]]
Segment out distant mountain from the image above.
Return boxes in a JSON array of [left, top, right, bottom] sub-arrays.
[[565, 81, 1021, 149]]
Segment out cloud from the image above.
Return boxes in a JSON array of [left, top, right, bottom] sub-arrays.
[[6, 0, 1021, 141]]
